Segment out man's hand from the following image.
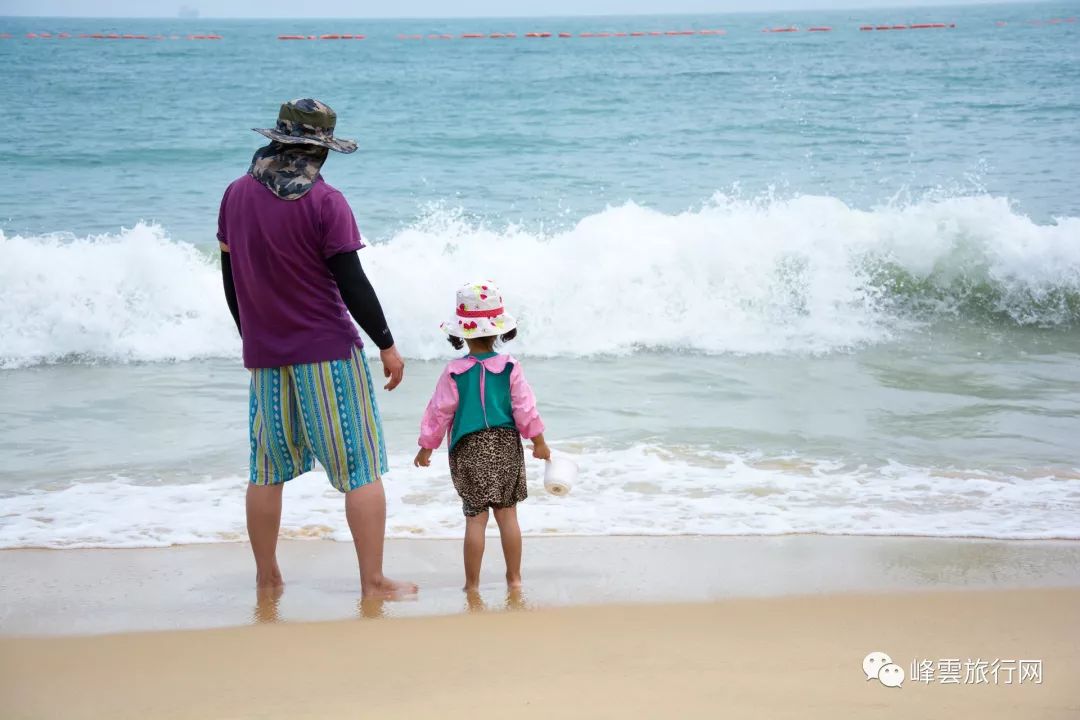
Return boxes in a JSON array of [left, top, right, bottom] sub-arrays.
[[531, 435, 552, 461], [414, 448, 433, 468], [380, 345, 405, 391]]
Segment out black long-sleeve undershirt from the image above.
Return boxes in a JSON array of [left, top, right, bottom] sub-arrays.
[[325, 251, 395, 350], [221, 251, 241, 337], [219, 250, 394, 351]]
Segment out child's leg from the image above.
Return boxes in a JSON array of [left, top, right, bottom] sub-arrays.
[[463, 510, 489, 591], [492, 505, 523, 588]]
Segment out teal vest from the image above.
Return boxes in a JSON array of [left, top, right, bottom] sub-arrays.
[[450, 352, 516, 449]]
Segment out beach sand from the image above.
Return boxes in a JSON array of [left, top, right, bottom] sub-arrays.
[[1, 536, 1078, 718], [3, 535, 1080, 634], [1, 587, 1077, 719]]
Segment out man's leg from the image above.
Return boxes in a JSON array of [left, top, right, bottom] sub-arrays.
[[246, 483, 284, 589], [248, 364, 302, 591], [345, 478, 418, 598]]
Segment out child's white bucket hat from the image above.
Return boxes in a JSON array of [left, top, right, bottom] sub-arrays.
[[442, 281, 517, 339]]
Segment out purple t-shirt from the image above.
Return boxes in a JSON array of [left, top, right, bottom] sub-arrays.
[[217, 174, 364, 369]]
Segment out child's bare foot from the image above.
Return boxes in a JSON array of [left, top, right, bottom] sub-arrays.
[[361, 575, 418, 599], [506, 573, 522, 590]]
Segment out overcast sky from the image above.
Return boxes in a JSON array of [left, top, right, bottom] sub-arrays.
[[1, 0, 1038, 19]]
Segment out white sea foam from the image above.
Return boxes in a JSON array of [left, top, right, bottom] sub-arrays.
[[0, 223, 238, 369], [2, 195, 1078, 368], [1, 446, 1077, 548]]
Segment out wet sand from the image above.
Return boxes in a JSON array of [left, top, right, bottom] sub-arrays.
[[2, 535, 1080, 634]]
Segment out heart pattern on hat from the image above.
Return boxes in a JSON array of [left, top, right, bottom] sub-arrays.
[[441, 281, 517, 340]]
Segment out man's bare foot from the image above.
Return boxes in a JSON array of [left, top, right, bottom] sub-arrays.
[[256, 568, 284, 590], [361, 575, 418, 599]]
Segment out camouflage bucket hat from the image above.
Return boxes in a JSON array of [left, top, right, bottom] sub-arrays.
[[252, 98, 357, 154]]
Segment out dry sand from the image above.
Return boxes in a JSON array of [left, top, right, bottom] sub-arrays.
[[1, 587, 1078, 720]]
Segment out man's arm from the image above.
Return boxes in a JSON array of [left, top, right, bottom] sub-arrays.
[[220, 243, 241, 336], [326, 251, 404, 391]]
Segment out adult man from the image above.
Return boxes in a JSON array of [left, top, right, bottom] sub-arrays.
[[218, 98, 414, 599]]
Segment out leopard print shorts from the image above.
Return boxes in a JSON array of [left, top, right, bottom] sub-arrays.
[[448, 426, 528, 517]]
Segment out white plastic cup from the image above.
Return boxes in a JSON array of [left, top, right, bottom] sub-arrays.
[[543, 453, 577, 496]]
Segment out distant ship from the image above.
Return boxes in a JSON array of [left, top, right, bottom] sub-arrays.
[[178, 5, 199, 18]]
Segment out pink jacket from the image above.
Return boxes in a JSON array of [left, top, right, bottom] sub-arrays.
[[418, 354, 544, 450]]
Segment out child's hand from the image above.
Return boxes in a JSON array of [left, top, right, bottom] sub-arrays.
[[531, 437, 551, 461], [414, 448, 433, 467]]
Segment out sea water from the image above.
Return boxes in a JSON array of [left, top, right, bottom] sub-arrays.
[[1, 4, 1078, 547]]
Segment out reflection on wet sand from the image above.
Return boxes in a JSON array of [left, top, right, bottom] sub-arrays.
[[253, 586, 284, 624], [464, 587, 531, 614], [358, 596, 388, 620]]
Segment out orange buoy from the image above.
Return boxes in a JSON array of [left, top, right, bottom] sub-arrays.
[[891, 25, 908, 29], [278, 34, 304, 39], [766, 27, 798, 33], [353, 34, 366, 39], [630, 31, 645, 36], [859, 25, 873, 31], [462, 33, 484, 38], [320, 34, 340, 39], [558, 32, 571, 37], [808, 26, 831, 31]]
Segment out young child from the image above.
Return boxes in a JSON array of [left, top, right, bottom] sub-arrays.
[[414, 281, 549, 591]]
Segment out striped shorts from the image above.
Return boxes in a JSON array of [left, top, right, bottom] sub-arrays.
[[249, 344, 388, 493]]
